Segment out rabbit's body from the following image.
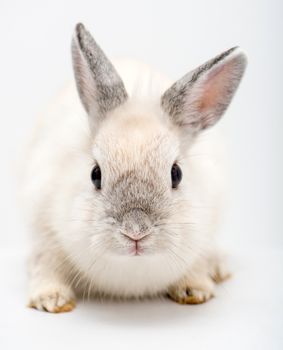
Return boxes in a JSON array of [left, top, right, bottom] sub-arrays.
[[25, 24, 246, 312]]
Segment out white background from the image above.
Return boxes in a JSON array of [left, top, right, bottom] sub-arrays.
[[0, 0, 282, 349]]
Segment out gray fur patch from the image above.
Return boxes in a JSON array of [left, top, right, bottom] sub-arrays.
[[72, 23, 128, 114], [106, 170, 168, 224], [122, 209, 151, 235]]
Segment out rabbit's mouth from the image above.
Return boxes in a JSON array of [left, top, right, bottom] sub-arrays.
[[121, 234, 151, 256], [108, 231, 156, 257], [128, 238, 147, 256]]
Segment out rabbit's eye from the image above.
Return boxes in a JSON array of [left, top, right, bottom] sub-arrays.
[[171, 163, 182, 188], [91, 165, 101, 190]]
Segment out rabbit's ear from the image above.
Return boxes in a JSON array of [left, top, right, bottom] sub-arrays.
[[72, 23, 128, 116], [161, 47, 247, 132]]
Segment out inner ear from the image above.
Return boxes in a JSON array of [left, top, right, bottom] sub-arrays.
[[194, 58, 241, 128]]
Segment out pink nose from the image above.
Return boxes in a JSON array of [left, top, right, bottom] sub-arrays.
[[122, 231, 150, 241]]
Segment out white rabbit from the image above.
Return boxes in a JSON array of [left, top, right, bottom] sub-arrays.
[[23, 23, 247, 312]]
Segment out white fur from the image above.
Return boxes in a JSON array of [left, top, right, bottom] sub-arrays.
[[23, 60, 228, 304]]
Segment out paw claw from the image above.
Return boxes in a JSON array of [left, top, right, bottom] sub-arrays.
[[185, 288, 193, 297], [53, 300, 76, 313]]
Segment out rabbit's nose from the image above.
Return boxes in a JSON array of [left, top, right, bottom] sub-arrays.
[[122, 231, 150, 241]]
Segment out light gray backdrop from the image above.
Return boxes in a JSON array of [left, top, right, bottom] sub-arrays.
[[0, 1, 282, 349]]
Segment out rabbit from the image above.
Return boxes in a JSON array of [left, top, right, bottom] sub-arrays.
[[22, 23, 247, 313]]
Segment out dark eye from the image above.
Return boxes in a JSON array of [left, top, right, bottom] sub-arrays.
[[91, 165, 101, 190], [171, 163, 182, 188]]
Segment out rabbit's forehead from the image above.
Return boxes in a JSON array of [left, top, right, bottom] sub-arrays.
[[93, 116, 179, 167], [93, 131, 178, 170]]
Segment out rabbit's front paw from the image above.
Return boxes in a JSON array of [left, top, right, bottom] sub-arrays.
[[168, 275, 214, 304], [168, 285, 213, 304], [28, 284, 76, 313]]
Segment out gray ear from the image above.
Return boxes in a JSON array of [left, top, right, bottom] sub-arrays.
[[161, 47, 247, 132], [72, 23, 128, 115]]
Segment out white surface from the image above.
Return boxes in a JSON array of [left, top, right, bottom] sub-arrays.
[[1, 249, 282, 350], [0, 0, 282, 349]]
